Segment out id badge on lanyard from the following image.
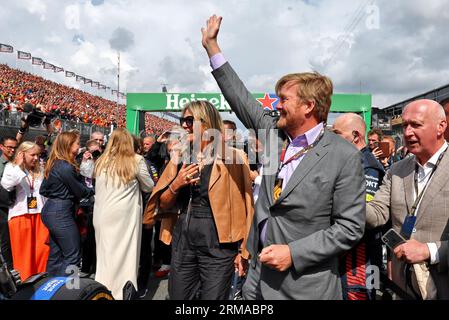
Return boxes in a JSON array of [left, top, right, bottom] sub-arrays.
[[25, 172, 37, 210], [400, 215, 417, 239], [400, 147, 446, 240], [27, 196, 38, 209]]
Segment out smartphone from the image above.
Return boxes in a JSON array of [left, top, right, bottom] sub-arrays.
[[91, 150, 101, 159], [382, 229, 406, 250], [378, 141, 390, 158]]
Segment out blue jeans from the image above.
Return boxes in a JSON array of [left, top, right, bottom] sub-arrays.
[[41, 199, 81, 276]]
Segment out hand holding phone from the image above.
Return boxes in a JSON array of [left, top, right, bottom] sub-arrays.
[[382, 229, 406, 250], [378, 141, 391, 158]]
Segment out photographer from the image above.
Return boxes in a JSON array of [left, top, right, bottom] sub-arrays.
[[78, 139, 102, 277], [80, 139, 102, 184], [16, 103, 55, 146]]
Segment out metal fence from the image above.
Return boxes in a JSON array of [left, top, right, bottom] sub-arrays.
[[0, 110, 110, 142]]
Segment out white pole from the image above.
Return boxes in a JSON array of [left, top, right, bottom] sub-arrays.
[[116, 51, 120, 129]]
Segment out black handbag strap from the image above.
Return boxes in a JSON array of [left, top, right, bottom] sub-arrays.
[[379, 272, 416, 300]]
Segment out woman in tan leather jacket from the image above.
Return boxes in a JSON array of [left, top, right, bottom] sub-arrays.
[[143, 100, 254, 300]]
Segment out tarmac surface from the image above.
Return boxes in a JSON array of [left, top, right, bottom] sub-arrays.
[[142, 273, 169, 300]]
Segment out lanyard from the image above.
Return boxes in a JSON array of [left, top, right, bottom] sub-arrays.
[[276, 127, 325, 178], [409, 147, 447, 217], [24, 171, 35, 197]]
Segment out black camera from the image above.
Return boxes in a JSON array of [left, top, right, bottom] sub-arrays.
[[91, 150, 101, 160], [21, 103, 55, 128]]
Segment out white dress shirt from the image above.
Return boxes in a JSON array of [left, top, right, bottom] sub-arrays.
[[0, 163, 46, 221], [413, 141, 448, 264]]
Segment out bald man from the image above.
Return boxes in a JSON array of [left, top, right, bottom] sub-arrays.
[[441, 98, 449, 142], [366, 99, 449, 299], [333, 114, 385, 300]]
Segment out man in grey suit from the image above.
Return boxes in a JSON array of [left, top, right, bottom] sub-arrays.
[[367, 99, 449, 299], [201, 15, 366, 300]]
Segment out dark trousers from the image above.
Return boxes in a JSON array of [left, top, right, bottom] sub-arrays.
[[80, 208, 96, 275], [137, 225, 153, 291], [41, 199, 81, 277], [168, 210, 238, 300], [153, 220, 171, 266], [0, 207, 13, 269]]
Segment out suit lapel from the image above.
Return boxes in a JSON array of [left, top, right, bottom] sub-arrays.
[[273, 131, 330, 205], [263, 132, 285, 206], [415, 148, 449, 225], [403, 160, 416, 215]]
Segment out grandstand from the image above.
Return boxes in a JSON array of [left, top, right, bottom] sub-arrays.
[[0, 64, 176, 138]]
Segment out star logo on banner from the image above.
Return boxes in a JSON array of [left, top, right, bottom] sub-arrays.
[[257, 93, 277, 110]]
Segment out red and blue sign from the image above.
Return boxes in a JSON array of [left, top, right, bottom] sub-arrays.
[[256, 93, 279, 111]]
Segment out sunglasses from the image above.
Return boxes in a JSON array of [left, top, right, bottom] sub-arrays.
[[179, 116, 195, 127]]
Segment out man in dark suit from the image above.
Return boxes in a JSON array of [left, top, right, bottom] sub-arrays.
[[0, 136, 18, 269], [333, 113, 386, 299], [201, 15, 366, 300]]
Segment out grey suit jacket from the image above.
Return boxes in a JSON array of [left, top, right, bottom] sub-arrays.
[[367, 148, 449, 299], [212, 62, 366, 299]]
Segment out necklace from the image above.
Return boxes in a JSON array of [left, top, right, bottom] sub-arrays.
[[195, 147, 215, 180]]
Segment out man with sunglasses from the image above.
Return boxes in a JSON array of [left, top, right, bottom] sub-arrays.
[[0, 136, 18, 269]]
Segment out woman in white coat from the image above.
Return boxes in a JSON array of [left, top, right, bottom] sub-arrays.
[[93, 128, 154, 300]]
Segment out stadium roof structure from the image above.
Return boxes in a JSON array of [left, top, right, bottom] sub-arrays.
[[383, 82, 449, 117]]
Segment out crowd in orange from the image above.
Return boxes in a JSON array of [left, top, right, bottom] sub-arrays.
[[144, 113, 177, 136], [0, 64, 175, 135]]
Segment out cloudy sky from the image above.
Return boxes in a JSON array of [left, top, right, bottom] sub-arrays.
[[1, 0, 449, 111]]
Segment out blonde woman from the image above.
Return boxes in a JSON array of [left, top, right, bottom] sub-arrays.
[[143, 100, 254, 300], [1, 141, 49, 281], [93, 128, 154, 300]]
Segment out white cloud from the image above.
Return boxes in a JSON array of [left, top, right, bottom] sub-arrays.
[[70, 42, 96, 66], [2, 0, 449, 109], [19, 0, 47, 21], [45, 33, 63, 44]]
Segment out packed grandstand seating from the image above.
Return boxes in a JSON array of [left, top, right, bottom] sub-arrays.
[[0, 64, 175, 136]]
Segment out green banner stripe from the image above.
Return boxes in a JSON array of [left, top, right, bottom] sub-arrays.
[[126, 93, 371, 112]]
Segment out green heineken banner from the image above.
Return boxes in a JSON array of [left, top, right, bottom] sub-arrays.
[[126, 92, 371, 135], [127, 93, 235, 112]]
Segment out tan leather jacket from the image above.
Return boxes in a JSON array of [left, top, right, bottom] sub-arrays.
[[143, 145, 254, 259]]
